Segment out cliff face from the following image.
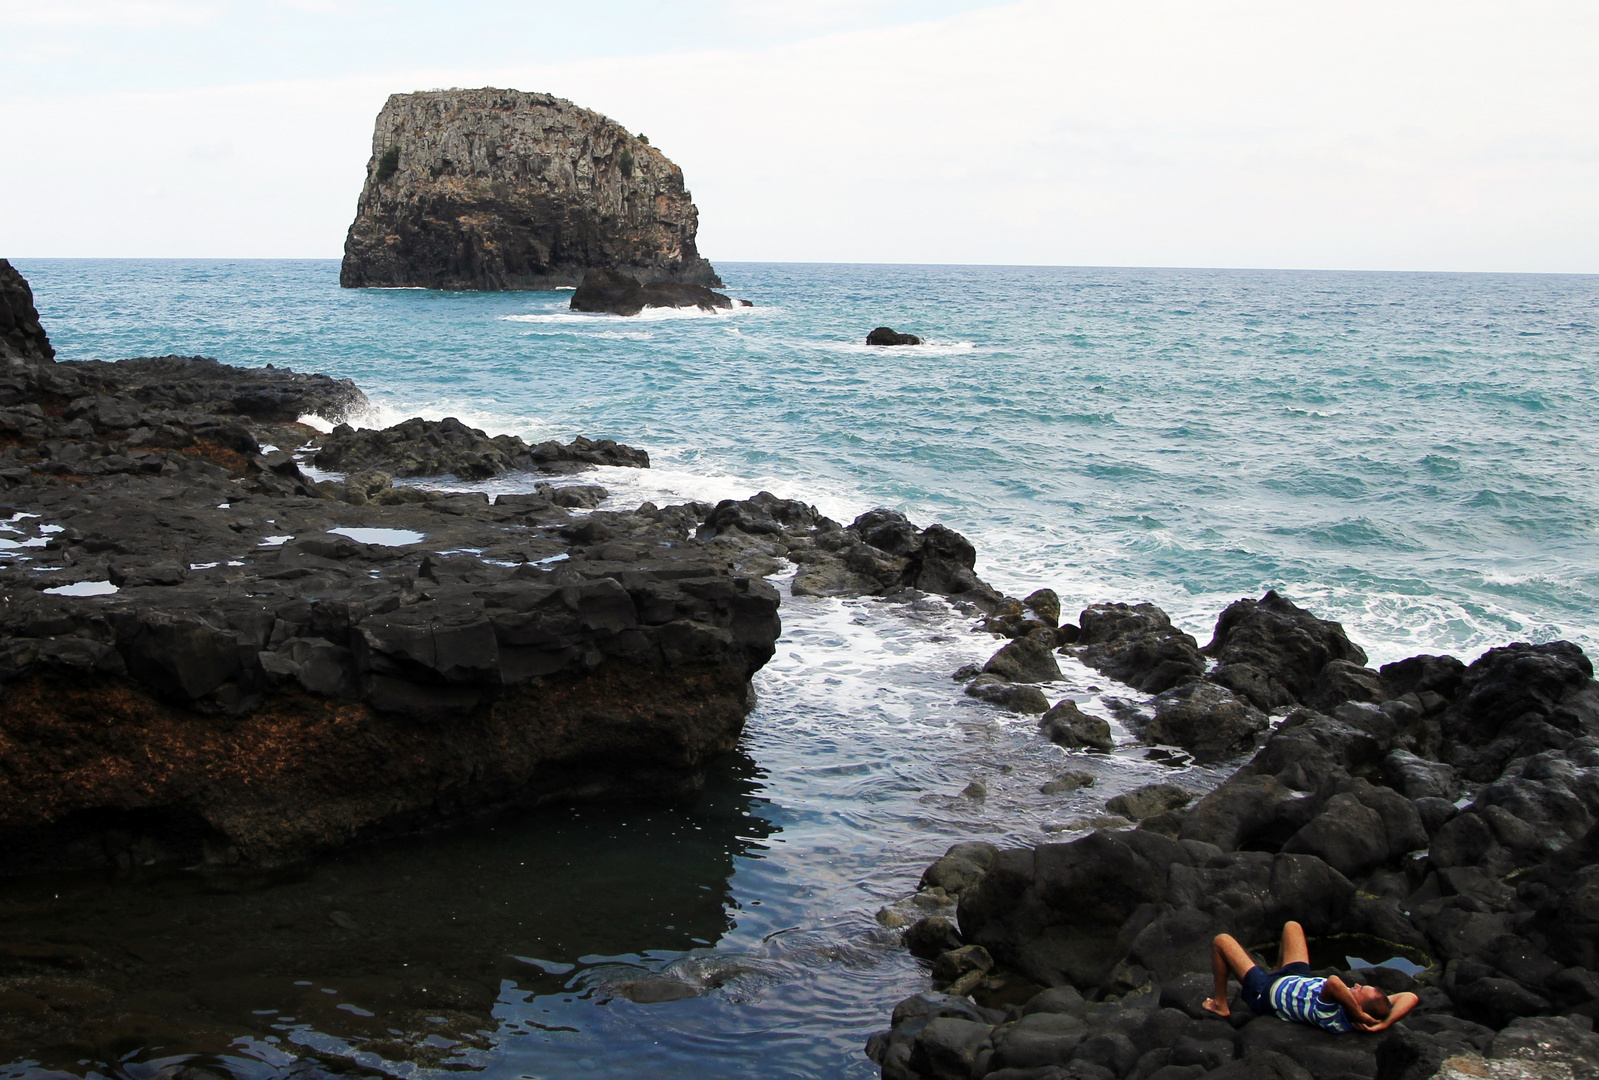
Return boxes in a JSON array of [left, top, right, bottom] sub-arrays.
[[339, 88, 722, 291], [0, 259, 54, 362]]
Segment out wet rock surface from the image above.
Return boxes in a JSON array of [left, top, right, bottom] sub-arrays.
[[872, 584, 1599, 1079], [868, 327, 924, 346], [1203, 590, 1371, 712], [692, 494, 1004, 606], [312, 414, 649, 478], [0, 465, 781, 873], [0, 278, 784, 876], [570, 266, 735, 316]]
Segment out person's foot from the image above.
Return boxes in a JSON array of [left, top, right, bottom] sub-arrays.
[[1202, 997, 1230, 1018]]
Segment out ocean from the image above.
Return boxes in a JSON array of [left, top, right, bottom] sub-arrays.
[[7, 259, 1598, 1079]]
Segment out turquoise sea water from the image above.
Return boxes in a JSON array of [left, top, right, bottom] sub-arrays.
[[7, 260, 1599, 1079], [20, 259, 1598, 665]]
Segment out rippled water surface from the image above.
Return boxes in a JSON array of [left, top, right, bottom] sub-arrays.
[[6, 260, 1598, 1078]]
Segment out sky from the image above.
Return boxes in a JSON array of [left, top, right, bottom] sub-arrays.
[[2, 0, 1596, 271]]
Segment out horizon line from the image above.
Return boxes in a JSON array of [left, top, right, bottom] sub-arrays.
[[9, 257, 1598, 279]]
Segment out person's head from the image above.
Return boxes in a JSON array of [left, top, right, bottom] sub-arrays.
[[1352, 984, 1391, 1018]]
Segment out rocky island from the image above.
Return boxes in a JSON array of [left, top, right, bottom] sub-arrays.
[[339, 88, 722, 291]]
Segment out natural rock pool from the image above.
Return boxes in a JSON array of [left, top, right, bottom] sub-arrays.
[[0, 580, 1234, 1079]]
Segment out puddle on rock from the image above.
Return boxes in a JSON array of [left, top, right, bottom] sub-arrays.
[[329, 526, 426, 547], [42, 580, 118, 596]]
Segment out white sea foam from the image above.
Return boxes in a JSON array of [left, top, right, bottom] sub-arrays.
[[519, 329, 654, 340], [501, 303, 764, 325]]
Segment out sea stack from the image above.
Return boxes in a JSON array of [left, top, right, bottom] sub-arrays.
[[340, 88, 722, 291]]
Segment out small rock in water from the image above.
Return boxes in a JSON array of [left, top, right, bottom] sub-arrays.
[[951, 663, 982, 681], [983, 631, 1063, 683], [866, 326, 922, 346], [1023, 588, 1061, 627], [571, 267, 733, 317], [877, 907, 912, 929], [903, 915, 963, 959], [965, 676, 1050, 713], [961, 781, 988, 800], [614, 977, 700, 1003], [932, 944, 994, 990], [1067, 815, 1133, 831], [1104, 782, 1193, 821], [1040, 770, 1097, 795], [1039, 700, 1114, 751]]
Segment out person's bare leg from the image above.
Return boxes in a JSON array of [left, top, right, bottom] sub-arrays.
[[1278, 921, 1310, 968], [1205, 934, 1256, 1017]]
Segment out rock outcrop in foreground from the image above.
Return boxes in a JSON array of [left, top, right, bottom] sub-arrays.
[[0, 266, 782, 875], [1, 259, 54, 362], [873, 584, 1599, 1080], [340, 88, 721, 291]]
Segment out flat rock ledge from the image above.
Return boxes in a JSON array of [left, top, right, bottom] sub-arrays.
[[0, 269, 790, 875], [874, 584, 1599, 1080]]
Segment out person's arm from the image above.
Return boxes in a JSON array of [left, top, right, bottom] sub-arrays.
[[1319, 977, 1375, 1029], [1358, 992, 1419, 1033]]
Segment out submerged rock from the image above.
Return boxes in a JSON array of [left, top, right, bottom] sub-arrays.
[[340, 88, 721, 290]]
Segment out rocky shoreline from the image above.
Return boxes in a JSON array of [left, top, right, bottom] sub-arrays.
[[868, 584, 1599, 1080], [0, 260, 788, 879], [4, 258, 1595, 1079]]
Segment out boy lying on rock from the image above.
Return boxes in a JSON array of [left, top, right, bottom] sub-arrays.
[[1204, 921, 1417, 1034]]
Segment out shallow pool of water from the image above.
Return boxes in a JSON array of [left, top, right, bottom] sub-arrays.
[[328, 526, 427, 547], [0, 584, 1230, 1080]]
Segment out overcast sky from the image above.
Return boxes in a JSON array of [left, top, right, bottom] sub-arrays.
[[3, 0, 1596, 271]]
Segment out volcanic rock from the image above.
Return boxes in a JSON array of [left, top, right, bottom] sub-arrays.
[[340, 88, 721, 291], [570, 266, 733, 316], [867, 327, 923, 346], [1105, 783, 1193, 822], [0, 267, 779, 876], [1437, 640, 1599, 781], [983, 631, 1063, 684], [966, 676, 1051, 713], [312, 416, 648, 479], [1204, 590, 1369, 711], [0, 259, 53, 362], [1145, 680, 1271, 762], [870, 602, 1599, 1080], [1070, 602, 1206, 694], [1040, 700, 1115, 752]]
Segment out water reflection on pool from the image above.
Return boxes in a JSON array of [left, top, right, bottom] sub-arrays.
[[329, 527, 426, 546]]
